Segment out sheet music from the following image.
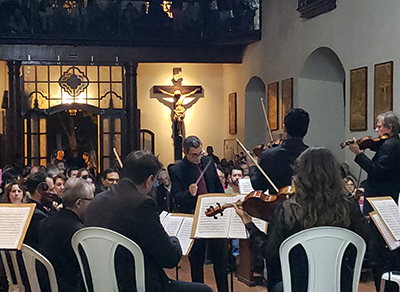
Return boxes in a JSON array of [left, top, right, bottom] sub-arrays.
[[163, 216, 183, 237], [253, 218, 267, 233], [193, 196, 234, 238], [371, 212, 400, 250], [0, 205, 33, 249], [176, 217, 194, 255], [159, 211, 169, 223], [239, 178, 254, 194], [369, 198, 400, 241], [228, 195, 248, 239]]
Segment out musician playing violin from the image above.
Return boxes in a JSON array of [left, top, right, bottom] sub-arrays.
[[250, 108, 309, 193], [346, 111, 400, 216], [346, 111, 400, 292]]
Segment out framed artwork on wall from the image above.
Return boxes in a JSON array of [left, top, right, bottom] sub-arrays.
[[374, 61, 393, 125], [281, 78, 293, 128], [268, 82, 279, 131], [350, 67, 368, 131], [229, 92, 237, 134], [224, 139, 238, 162]]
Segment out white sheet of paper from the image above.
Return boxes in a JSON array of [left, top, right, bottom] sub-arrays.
[[176, 217, 194, 255], [372, 213, 400, 250], [193, 196, 234, 238], [239, 178, 254, 194], [163, 216, 183, 237], [370, 199, 400, 241], [0, 206, 31, 249], [159, 211, 169, 223]]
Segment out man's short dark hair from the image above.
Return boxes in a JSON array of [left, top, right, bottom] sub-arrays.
[[229, 166, 243, 176], [102, 168, 119, 178], [67, 166, 79, 177], [284, 108, 310, 138], [183, 136, 202, 152], [122, 150, 162, 185], [26, 173, 48, 194]]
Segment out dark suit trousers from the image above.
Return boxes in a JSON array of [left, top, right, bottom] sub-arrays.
[[189, 238, 229, 292]]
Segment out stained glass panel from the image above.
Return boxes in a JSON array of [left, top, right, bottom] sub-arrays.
[[40, 135, 46, 157], [87, 66, 98, 82], [103, 119, 109, 133], [37, 66, 48, 81], [115, 134, 121, 153], [24, 66, 35, 82], [49, 66, 61, 82], [112, 66, 122, 81], [115, 119, 121, 132], [99, 66, 110, 82]]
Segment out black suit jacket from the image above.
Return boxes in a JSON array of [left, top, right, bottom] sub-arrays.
[[85, 178, 182, 292], [169, 156, 224, 214], [355, 134, 400, 214], [39, 208, 84, 292], [250, 138, 308, 193], [24, 199, 49, 250]]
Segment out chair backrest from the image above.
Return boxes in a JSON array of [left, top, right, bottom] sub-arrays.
[[279, 226, 366, 292], [71, 227, 145, 292], [0, 250, 25, 292]]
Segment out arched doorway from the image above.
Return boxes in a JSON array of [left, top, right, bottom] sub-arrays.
[[298, 47, 345, 161], [245, 76, 268, 149]]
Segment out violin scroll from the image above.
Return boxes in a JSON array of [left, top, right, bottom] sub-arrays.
[[340, 135, 389, 151]]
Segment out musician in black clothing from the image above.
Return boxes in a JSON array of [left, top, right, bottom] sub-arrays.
[[346, 111, 400, 291], [169, 136, 228, 292], [250, 108, 310, 193]]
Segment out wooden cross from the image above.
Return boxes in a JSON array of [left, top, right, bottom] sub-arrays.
[[151, 68, 203, 160]]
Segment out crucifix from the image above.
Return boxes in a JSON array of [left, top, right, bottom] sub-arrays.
[[151, 68, 203, 160]]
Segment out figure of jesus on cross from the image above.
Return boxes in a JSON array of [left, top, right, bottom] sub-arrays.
[[158, 87, 199, 137], [151, 68, 203, 160]]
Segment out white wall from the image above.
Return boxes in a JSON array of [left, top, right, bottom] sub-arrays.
[[223, 0, 400, 176]]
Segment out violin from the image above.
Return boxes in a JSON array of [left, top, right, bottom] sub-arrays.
[[205, 186, 295, 221], [340, 135, 389, 152], [266, 139, 283, 149]]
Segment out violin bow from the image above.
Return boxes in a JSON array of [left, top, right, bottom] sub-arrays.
[[113, 148, 124, 168], [261, 97, 274, 142], [236, 139, 279, 193]]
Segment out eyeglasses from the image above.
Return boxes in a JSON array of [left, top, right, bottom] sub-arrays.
[[188, 149, 205, 158]]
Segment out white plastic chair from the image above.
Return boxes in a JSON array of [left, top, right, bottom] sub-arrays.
[[71, 227, 146, 292], [279, 226, 366, 292], [0, 244, 58, 292]]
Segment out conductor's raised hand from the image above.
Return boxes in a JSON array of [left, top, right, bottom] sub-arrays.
[[189, 183, 198, 197]]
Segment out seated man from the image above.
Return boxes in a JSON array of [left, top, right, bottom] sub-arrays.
[[24, 173, 57, 250], [39, 178, 93, 292], [94, 168, 119, 195], [85, 150, 212, 292]]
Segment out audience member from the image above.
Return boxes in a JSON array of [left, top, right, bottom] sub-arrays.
[[95, 168, 119, 194], [24, 173, 57, 250], [39, 178, 93, 292], [67, 166, 80, 178], [206, 145, 220, 164], [156, 169, 174, 213], [1, 180, 27, 203], [225, 166, 243, 194]]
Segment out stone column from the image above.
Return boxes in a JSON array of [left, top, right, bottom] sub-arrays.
[[5, 61, 23, 167], [124, 62, 140, 157]]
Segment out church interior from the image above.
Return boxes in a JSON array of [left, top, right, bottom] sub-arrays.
[[0, 0, 399, 291]]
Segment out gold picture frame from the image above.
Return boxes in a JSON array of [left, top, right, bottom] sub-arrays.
[[350, 67, 367, 131], [374, 61, 393, 124], [281, 78, 293, 128], [229, 92, 237, 134], [268, 82, 279, 131]]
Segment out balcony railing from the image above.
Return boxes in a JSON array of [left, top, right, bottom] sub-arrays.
[[0, 0, 261, 46]]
